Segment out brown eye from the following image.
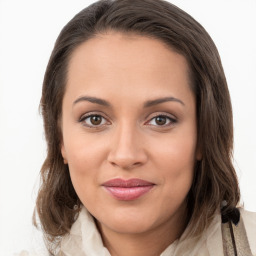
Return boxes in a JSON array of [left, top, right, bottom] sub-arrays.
[[155, 116, 167, 125], [80, 114, 108, 127], [90, 115, 102, 125], [147, 114, 177, 127]]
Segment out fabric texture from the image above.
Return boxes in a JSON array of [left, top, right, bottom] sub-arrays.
[[57, 207, 256, 256], [222, 214, 253, 256], [16, 207, 256, 256]]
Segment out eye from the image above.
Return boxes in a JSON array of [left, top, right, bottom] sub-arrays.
[[80, 114, 109, 127], [147, 115, 176, 126]]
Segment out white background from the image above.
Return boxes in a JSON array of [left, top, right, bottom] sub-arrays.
[[0, 0, 255, 255]]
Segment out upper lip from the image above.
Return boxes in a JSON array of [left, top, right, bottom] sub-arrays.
[[102, 178, 155, 187]]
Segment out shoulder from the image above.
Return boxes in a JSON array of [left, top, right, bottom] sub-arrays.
[[240, 208, 256, 255], [13, 251, 44, 256]]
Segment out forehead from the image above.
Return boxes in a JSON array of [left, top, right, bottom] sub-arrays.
[[65, 32, 193, 105], [68, 31, 189, 79]]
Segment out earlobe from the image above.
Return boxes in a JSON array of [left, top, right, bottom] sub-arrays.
[[61, 144, 68, 164], [196, 151, 202, 161], [195, 144, 202, 161]]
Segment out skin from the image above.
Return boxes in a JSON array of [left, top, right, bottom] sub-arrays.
[[61, 31, 200, 256]]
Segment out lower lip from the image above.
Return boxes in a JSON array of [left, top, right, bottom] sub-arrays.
[[104, 186, 154, 201]]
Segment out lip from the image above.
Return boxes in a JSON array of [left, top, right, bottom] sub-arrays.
[[102, 178, 155, 201]]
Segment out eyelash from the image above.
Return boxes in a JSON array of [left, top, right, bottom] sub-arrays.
[[79, 113, 110, 128], [145, 114, 177, 127], [79, 113, 177, 128]]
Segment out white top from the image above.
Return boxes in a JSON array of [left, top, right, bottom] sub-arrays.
[[15, 207, 256, 256]]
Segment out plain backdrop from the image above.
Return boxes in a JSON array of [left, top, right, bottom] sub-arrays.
[[0, 0, 255, 255]]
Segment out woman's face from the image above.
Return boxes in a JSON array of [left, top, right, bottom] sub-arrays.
[[61, 32, 199, 235]]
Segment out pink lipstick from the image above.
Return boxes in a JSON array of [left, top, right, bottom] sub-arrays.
[[102, 178, 154, 201]]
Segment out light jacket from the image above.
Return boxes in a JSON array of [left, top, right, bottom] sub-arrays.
[[16, 207, 256, 256]]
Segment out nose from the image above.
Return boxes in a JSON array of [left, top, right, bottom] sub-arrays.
[[107, 123, 148, 170]]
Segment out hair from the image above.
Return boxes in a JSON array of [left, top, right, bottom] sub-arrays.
[[35, 0, 240, 253]]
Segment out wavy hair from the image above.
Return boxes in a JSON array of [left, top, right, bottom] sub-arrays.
[[35, 0, 240, 253]]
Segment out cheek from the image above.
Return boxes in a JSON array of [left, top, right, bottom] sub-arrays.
[[64, 136, 107, 199], [153, 132, 196, 192], [65, 131, 107, 169]]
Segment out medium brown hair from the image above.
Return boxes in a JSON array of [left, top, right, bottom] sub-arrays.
[[36, 0, 240, 253]]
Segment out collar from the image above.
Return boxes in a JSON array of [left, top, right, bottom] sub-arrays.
[[59, 207, 223, 256]]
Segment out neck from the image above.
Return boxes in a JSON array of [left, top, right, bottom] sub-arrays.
[[97, 205, 188, 256]]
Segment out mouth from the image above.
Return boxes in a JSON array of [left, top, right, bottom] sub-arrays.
[[102, 178, 155, 201]]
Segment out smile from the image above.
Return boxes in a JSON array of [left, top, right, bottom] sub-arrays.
[[102, 178, 155, 201]]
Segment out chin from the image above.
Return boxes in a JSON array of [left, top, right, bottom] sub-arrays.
[[101, 218, 155, 234], [95, 207, 162, 235]]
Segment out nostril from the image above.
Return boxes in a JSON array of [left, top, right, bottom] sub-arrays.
[[106, 133, 148, 169], [108, 156, 145, 170]]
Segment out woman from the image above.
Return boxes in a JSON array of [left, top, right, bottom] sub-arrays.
[[21, 0, 256, 255]]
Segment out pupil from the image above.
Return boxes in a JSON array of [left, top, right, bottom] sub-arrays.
[[156, 116, 166, 125], [91, 115, 102, 125]]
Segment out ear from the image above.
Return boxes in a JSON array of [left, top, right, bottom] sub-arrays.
[[61, 143, 68, 164], [195, 143, 202, 161], [196, 151, 202, 161]]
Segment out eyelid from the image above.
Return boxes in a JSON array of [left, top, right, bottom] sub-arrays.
[[78, 111, 177, 128], [145, 112, 177, 126], [79, 112, 111, 127], [79, 111, 108, 121]]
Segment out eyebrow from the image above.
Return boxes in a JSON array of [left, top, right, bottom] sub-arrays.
[[143, 97, 185, 107], [73, 96, 185, 107], [73, 96, 111, 107]]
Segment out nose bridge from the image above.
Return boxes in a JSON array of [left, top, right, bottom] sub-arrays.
[[112, 121, 138, 157], [107, 120, 146, 169]]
